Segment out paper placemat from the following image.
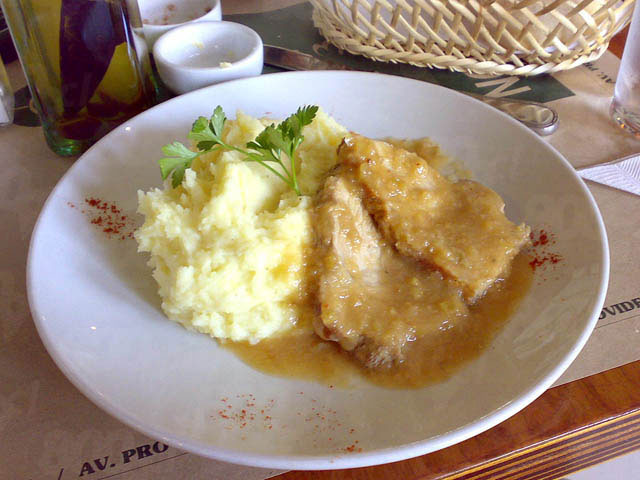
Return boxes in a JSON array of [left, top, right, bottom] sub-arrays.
[[2, 3, 638, 478]]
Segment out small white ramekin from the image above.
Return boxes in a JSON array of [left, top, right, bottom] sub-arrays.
[[153, 21, 264, 95], [140, 0, 222, 49]]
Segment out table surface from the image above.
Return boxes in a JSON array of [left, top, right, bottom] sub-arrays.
[[1, 5, 636, 479], [275, 28, 640, 480]]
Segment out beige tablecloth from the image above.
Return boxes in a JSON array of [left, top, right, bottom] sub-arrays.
[[2, 4, 639, 478]]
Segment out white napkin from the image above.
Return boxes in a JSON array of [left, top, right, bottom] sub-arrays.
[[577, 154, 640, 196]]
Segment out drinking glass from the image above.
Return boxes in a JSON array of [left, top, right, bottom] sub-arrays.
[[611, 4, 640, 135], [1, 0, 159, 155]]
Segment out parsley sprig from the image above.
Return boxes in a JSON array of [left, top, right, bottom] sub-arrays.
[[158, 105, 319, 195]]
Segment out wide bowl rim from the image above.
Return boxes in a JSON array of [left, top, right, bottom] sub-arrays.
[[26, 70, 610, 470]]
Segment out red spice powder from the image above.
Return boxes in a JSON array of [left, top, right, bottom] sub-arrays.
[[528, 228, 563, 272], [68, 197, 137, 240], [530, 230, 549, 247], [343, 443, 363, 453], [213, 394, 274, 430], [529, 253, 563, 271], [212, 393, 361, 452]]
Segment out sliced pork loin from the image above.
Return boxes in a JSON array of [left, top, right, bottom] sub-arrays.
[[313, 167, 468, 368]]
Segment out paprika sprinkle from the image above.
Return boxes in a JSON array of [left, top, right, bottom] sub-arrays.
[[528, 228, 563, 272], [67, 197, 137, 240]]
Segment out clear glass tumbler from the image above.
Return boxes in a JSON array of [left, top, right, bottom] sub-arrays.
[[611, 4, 640, 135], [1, 0, 159, 155]]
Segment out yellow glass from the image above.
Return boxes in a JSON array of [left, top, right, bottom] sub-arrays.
[[1, 0, 158, 155]]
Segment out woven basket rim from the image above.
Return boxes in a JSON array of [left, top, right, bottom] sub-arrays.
[[310, 0, 634, 76]]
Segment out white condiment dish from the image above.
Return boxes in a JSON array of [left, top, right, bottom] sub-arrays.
[[153, 21, 263, 95], [139, 0, 222, 49]]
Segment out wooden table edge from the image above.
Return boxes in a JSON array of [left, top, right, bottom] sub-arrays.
[[276, 360, 640, 480], [274, 27, 636, 480]]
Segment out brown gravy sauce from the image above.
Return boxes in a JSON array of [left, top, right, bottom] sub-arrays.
[[225, 252, 532, 389], [225, 138, 532, 389]]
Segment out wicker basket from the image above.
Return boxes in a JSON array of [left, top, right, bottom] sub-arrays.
[[310, 0, 634, 76]]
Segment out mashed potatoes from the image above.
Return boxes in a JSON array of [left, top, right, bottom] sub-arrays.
[[135, 110, 348, 343]]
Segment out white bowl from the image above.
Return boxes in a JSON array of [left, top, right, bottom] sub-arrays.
[[139, 0, 221, 49], [153, 21, 263, 95], [27, 72, 608, 470]]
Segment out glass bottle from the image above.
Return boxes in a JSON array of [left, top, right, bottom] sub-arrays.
[[1, 0, 159, 155]]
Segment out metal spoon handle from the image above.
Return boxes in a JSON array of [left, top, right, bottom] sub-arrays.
[[466, 94, 558, 136]]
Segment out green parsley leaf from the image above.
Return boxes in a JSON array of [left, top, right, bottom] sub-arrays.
[[158, 156, 188, 180], [293, 105, 319, 130], [188, 117, 217, 144], [162, 141, 197, 159], [169, 164, 187, 188], [209, 105, 226, 138], [158, 141, 199, 187], [190, 116, 210, 136], [248, 125, 288, 159], [158, 105, 319, 195]]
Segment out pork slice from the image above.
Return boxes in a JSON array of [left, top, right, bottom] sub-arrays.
[[338, 135, 531, 301], [313, 168, 467, 368]]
